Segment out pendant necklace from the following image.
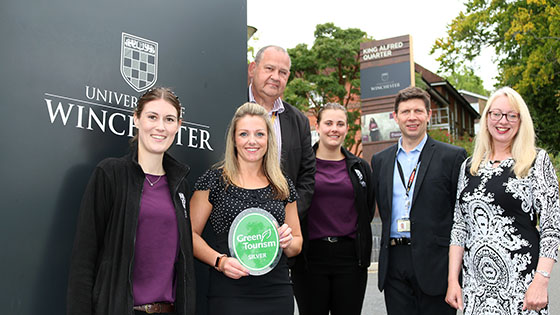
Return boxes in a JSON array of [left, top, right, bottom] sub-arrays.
[[146, 175, 163, 187]]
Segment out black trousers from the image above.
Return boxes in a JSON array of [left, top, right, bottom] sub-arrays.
[[292, 238, 367, 315], [384, 244, 456, 315], [207, 295, 293, 315]]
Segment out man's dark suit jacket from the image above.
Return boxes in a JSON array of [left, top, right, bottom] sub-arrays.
[[371, 135, 466, 296], [278, 100, 315, 218]]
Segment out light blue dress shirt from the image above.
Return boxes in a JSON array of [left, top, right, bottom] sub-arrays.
[[390, 134, 428, 238]]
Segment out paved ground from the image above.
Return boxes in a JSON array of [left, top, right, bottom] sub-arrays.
[[295, 264, 560, 314]]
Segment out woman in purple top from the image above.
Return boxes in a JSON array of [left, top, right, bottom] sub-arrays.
[[292, 103, 375, 315], [67, 88, 196, 315]]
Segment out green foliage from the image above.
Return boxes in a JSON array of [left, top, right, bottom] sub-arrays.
[[428, 128, 475, 156], [431, 0, 560, 151], [444, 65, 488, 96], [284, 23, 371, 153], [414, 72, 429, 90], [428, 128, 453, 144], [538, 143, 560, 183], [549, 151, 560, 183], [247, 45, 255, 64], [431, 128, 560, 182], [247, 35, 259, 64]]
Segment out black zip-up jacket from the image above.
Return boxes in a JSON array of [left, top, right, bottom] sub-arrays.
[[295, 144, 375, 269], [67, 147, 196, 315]]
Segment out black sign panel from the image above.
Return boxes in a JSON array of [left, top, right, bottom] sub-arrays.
[[0, 0, 246, 314], [360, 61, 411, 99]]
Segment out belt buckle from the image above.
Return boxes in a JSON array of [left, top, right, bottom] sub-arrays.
[[390, 238, 407, 246], [145, 303, 159, 314], [326, 236, 337, 243]]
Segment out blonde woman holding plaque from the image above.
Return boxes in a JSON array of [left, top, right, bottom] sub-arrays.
[[190, 102, 302, 315]]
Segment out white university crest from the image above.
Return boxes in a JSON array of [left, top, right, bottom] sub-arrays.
[[120, 32, 158, 92]]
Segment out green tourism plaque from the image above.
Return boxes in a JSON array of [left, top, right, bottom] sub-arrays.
[[228, 208, 281, 276]]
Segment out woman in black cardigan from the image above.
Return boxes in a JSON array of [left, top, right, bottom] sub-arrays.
[[67, 87, 195, 315]]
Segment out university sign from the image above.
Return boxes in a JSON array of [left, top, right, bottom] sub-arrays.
[[2, 1, 246, 313], [360, 35, 413, 100], [362, 41, 404, 61], [43, 86, 213, 150], [360, 61, 411, 99], [360, 35, 414, 159], [42, 32, 214, 151]]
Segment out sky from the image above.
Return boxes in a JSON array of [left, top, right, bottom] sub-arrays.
[[247, 0, 498, 91]]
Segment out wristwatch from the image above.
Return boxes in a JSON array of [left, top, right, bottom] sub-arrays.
[[214, 254, 227, 271]]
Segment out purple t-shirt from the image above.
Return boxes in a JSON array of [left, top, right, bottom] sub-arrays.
[[307, 158, 358, 240], [133, 174, 178, 305]]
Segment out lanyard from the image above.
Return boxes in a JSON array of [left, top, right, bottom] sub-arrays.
[[396, 154, 421, 198]]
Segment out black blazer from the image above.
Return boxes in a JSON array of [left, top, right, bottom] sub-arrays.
[[247, 90, 316, 217], [278, 100, 315, 218], [371, 136, 466, 295]]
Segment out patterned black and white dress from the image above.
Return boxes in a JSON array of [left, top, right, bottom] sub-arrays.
[[451, 150, 560, 315]]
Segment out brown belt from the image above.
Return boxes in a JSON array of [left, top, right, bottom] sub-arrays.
[[133, 302, 175, 314]]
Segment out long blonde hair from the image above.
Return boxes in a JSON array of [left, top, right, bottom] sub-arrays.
[[470, 87, 536, 177], [219, 102, 289, 199]]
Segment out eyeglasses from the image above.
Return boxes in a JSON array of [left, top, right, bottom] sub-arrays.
[[487, 110, 520, 123]]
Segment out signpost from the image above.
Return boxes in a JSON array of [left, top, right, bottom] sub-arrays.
[[360, 35, 414, 161]]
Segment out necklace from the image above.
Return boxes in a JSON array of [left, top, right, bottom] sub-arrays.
[[145, 175, 163, 187]]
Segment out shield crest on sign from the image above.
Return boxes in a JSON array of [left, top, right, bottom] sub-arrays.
[[381, 72, 389, 82], [120, 32, 158, 92]]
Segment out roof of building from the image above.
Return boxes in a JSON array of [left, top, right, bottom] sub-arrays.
[[415, 63, 480, 119], [458, 89, 489, 101]]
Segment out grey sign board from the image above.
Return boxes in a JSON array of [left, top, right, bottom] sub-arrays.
[[361, 61, 411, 99], [0, 1, 246, 314]]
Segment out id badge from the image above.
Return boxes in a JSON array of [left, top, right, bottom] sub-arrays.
[[397, 218, 410, 232]]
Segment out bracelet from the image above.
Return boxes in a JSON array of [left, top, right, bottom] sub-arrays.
[[536, 270, 551, 279], [214, 254, 227, 271]]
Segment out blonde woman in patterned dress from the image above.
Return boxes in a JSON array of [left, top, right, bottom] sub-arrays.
[[445, 87, 560, 314]]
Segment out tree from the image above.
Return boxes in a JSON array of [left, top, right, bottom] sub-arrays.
[[247, 34, 259, 64], [444, 65, 488, 96], [431, 0, 560, 151], [284, 23, 370, 154]]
